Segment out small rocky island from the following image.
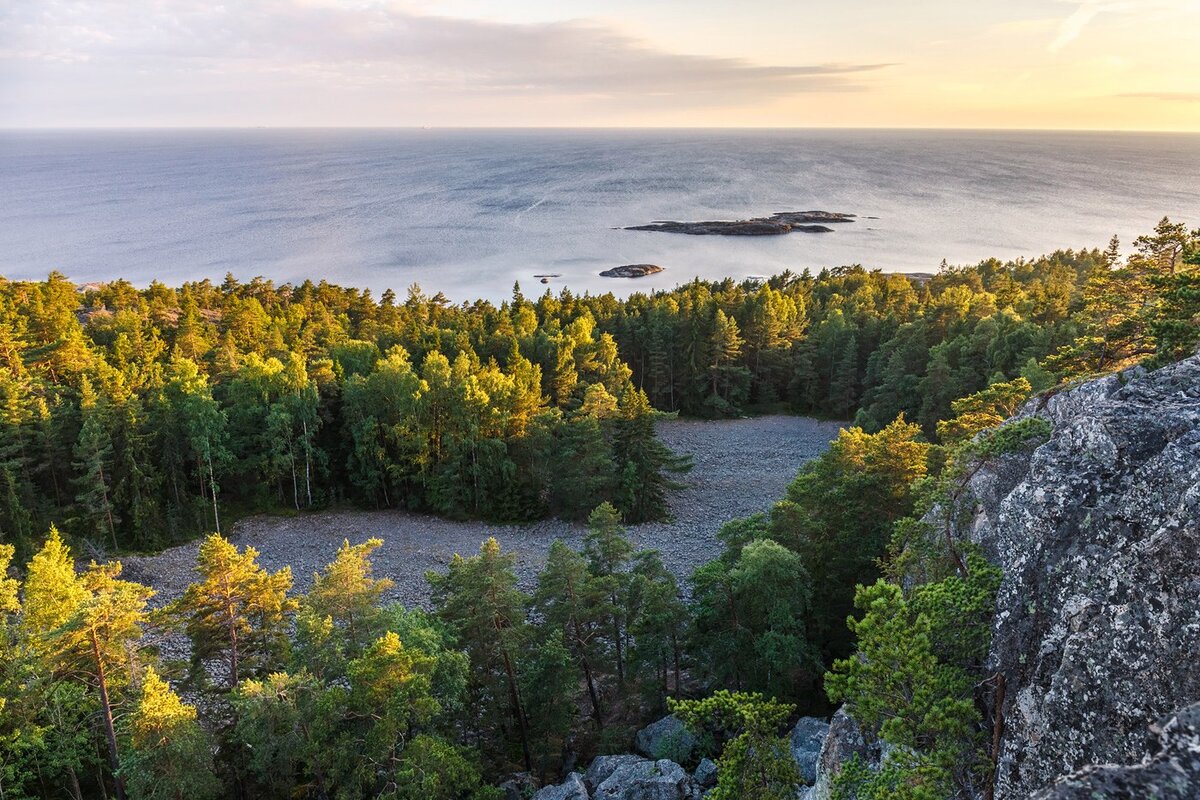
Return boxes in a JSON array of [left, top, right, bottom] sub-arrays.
[[626, 210, 855, 236], [600, 264, 664, 278]]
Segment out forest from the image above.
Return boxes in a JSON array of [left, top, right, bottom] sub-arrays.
[[0, 218, 1197, 799]]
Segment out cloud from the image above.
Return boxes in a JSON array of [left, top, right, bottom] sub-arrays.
[[1049, 0, 1200, 52], [1118, 91, 1200, 103], [0, 0, 890, 122]]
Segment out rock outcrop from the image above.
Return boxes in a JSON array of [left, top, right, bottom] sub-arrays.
[[536, 754, 702, 800], [808, 708, 871, 800], [625, 211, 853, 236], [599, 264, 664, 278], [806, 355, 1200, 799], [1032, 702, 1200, 799], [533, 772, 589, 800], [965, 356, 1200, 798]]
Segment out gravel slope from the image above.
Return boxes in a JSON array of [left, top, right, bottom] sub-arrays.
[[123, 416, 842, 608]]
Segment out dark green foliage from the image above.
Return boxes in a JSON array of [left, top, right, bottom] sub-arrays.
[[825, 555, 1002, 800], [690, 539, 819, 702], [768, 417, 930, 664], [671, 691, 801, 800]]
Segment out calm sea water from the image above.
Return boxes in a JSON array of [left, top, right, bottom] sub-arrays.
[[2, 129, 1198, 301]]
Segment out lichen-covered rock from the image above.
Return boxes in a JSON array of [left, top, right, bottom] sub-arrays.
[[808, 707, 870, 800], [500, 772, 540, 800], [585, 756, 647, 794], [789, 716, 831, 785], [1031, 702, 1200, 799], [692, 758, 717, 789], [533, 772, 588, 800], [634, 715, 697, 762], [594, 758, 700, 800], [946, 356, 1200, 798]]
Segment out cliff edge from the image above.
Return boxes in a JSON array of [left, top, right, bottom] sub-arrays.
[[963, 355, 1200, 797]]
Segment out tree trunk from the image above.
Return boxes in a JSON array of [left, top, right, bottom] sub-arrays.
[[573, 619, 603, 728], [90, 630, 125, 800], [98, 463, 117, 550], [671, 631, 682, 698], [302, 418, 313, 508], [206, 452, 221, 535], [499, 646, 532, 772]]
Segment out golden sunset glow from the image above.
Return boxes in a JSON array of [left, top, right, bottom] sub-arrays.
[[3, 0, 1199, 129]]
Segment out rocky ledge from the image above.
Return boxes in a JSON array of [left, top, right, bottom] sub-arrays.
[[600, 264, 664, 278], [625, 210, 854, 236], [807, 354, 1200, 799]]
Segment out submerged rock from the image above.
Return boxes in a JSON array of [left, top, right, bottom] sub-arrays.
[[625, 211, 853, 236], [599, 264, 664, 278]]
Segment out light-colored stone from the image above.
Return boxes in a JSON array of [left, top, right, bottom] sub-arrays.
[[634, 715, 697, 762], [533, 772, 588, 800], [594, 758, 700, 800]]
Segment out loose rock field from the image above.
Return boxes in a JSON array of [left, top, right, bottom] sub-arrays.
[[123, 415, 842, 608]]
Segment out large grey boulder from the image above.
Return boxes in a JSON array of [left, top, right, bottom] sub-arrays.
[[1031, 702, 1200, 799], [943, 356, 1200, 798], [585, 755, 646, 794], [594, 758, 700, 800], [789, 716, 831, 785], [808, 708, 870, 800], [533, 772, 588, 800], [634, 715, 697, 762]]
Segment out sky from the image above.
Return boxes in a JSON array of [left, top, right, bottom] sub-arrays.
[[2, 0, 1199, 130]]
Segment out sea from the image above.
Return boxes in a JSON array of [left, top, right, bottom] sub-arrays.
[[1, 128, 1197, 302]]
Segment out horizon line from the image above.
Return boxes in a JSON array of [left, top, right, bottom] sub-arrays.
[[3, 124, 1200, 135]]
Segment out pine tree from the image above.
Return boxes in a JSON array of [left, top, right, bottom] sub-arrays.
[[583, 503, 634, 693], [533, 540, 609, 727], [427, 537, 533, 772], [49, 561, 154, 800], [671, 691, 800, 800], [20, 526, 88, 650], [174, 534, 295, 689], [295, 538, 394, 675], [120, 667, 220, 800]]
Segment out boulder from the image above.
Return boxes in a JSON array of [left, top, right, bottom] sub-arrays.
[[809, 708, 870, 800], [634, 715, 697, 762], [585, 755, 647, 793], [500, 772, 539, 800], [533, 772, 588, 800], [789, 716, 831, 784], [594, 758, 700, 800], [692, 758, 717, 789]]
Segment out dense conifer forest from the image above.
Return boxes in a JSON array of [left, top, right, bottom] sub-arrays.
[[0, 219, 1196, 799]]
